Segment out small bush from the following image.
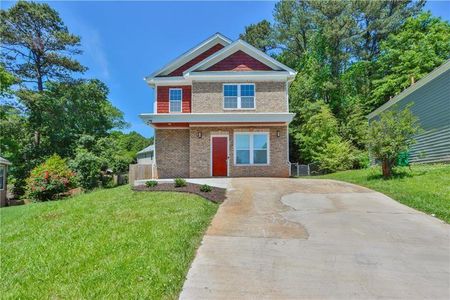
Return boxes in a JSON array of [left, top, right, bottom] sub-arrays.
[[69, 149, 104, 190], [174, 178, 187, 187], [199, 184, 212, 192], [146, 180, 158, 188], [315, 137, 355, 173], [26, 154, 75, 201]]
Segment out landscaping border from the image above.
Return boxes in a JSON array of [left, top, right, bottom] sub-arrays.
[[133, 182, 226, 203]]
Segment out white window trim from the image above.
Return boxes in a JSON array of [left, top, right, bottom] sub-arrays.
[[210, 134, 230, 177], [169, 88, 183, 113], [234, 132, 270, 166], [223, 83, 256, 110]]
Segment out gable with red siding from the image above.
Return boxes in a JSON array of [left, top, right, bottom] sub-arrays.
[[157, 86, 191, 113], [166, 44, 225, 77], [206, 50, 273, 71]]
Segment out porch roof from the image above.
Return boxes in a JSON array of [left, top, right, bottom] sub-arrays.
[[139, 112, 295, 127]]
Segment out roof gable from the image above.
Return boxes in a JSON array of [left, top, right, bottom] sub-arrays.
[[166, 43, 225, 76], [145, 33, 232, 79], [184, 39, 296, 76], [205, 50, 273, 72]]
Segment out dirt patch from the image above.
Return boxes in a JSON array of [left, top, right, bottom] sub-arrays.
[[133, 183, 226, 203]]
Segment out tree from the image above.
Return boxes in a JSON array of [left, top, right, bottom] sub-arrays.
[[371, 12, 450, 110], [1, 1, 86, 90], [291, 101, 339, 163], [1, 0, 86, 146], [351, 0, 424, 61], [367, 105, 421, 178], [240, 20, 275, 52], [0, 64, 17, 96], [14, 79, 126, 158]]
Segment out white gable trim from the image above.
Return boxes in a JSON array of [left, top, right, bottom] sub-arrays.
[[183, 39, 297, 77], [144, 33, 232, 81]]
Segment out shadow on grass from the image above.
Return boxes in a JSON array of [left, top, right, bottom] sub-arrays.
[[366, 166, 427, 181]]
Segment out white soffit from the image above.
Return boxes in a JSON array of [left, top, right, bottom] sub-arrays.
[[139, 112, 295, 124]]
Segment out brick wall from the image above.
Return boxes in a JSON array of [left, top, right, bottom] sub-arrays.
[[157, 86, 191, 113], [155, 129, 190, 178], [189, 126, 289, 177], [206, 50, 273, 71], [192, 81, 286, 113]]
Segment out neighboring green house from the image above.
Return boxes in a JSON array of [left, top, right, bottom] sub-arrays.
[[368, 60, 450, 164]]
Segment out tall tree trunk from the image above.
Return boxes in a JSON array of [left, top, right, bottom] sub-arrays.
[[382, 158, 392, 178], [34, 74, 43, 146]]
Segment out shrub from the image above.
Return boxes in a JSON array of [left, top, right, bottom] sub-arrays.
[[69, 149, 104, 190], [174, 178, 187, 187], [199, 184, 212, 192], [26, 154, 75, 201], [314, 137, 355, 173], [146, 180, 158, 188]]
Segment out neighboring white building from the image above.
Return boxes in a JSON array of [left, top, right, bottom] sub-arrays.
[[136, 145, 154, 164]]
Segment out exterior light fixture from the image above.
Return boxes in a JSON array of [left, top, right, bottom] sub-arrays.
[[197, 131, 202, 138], [276, 130, 280, 137]]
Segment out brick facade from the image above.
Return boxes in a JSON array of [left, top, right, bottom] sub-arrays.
[[155, 126, 289, 178], [205, 50, 273, 71], [191, 81, 287, 113], [157, 86, 191, 113], [155, 129, 190, 178]]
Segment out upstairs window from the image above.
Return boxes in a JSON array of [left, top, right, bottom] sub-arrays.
[[223, 84, 255, 109], [169, 88, 182, 113]]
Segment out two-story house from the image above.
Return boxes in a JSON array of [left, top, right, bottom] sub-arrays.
[[140, 33, 296, 178]]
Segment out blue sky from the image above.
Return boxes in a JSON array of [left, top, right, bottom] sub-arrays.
[[2, 1, 449, 138]]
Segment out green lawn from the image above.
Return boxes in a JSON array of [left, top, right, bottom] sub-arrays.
[[314, 164, 450, 223], [0, 186, 218, 299]]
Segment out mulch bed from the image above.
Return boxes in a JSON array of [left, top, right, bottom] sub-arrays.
[[133, 182, 226, 203]]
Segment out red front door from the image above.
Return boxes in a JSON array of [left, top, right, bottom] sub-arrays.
[[212, 137, 228, 176]]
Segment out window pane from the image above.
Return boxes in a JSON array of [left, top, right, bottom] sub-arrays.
[[240, 85, 254, 96], [241, 96, 254, 108], [169, 89, 182, 101], [236, 134, 250, 149], [170, 101, 181, 112], [224, 96, 238, 108], [224, 85, 238, 96], [236, 150, 250, 164], [253, 134, 268, 149], [253, 150, 267, 164]]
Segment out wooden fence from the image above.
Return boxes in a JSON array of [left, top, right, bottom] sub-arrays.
[[128, 164, 156, 186]]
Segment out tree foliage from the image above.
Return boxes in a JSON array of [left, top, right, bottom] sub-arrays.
[[368, 105, 421, 178], [1, 0, 86, 90], [242, 0, 447, 172], [371, 12, 450, 109], [240, 20, 275, 52], [0, 1, 150, 197]]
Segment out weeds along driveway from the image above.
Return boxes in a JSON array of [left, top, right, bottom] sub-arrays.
[[180, 178, 450, 299]]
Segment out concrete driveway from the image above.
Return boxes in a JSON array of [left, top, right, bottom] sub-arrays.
[[180, 178, 450, 299]]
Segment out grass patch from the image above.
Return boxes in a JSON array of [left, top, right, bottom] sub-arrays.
[[0, 185, 218, 299], [313, 164, 450, 223]]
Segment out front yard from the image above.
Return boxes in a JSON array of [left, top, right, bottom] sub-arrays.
[[0, 185, 218, 299], [314, 164, 450, 223]]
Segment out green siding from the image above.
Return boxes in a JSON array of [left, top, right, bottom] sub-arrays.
[[369, 67, 450, 163]]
